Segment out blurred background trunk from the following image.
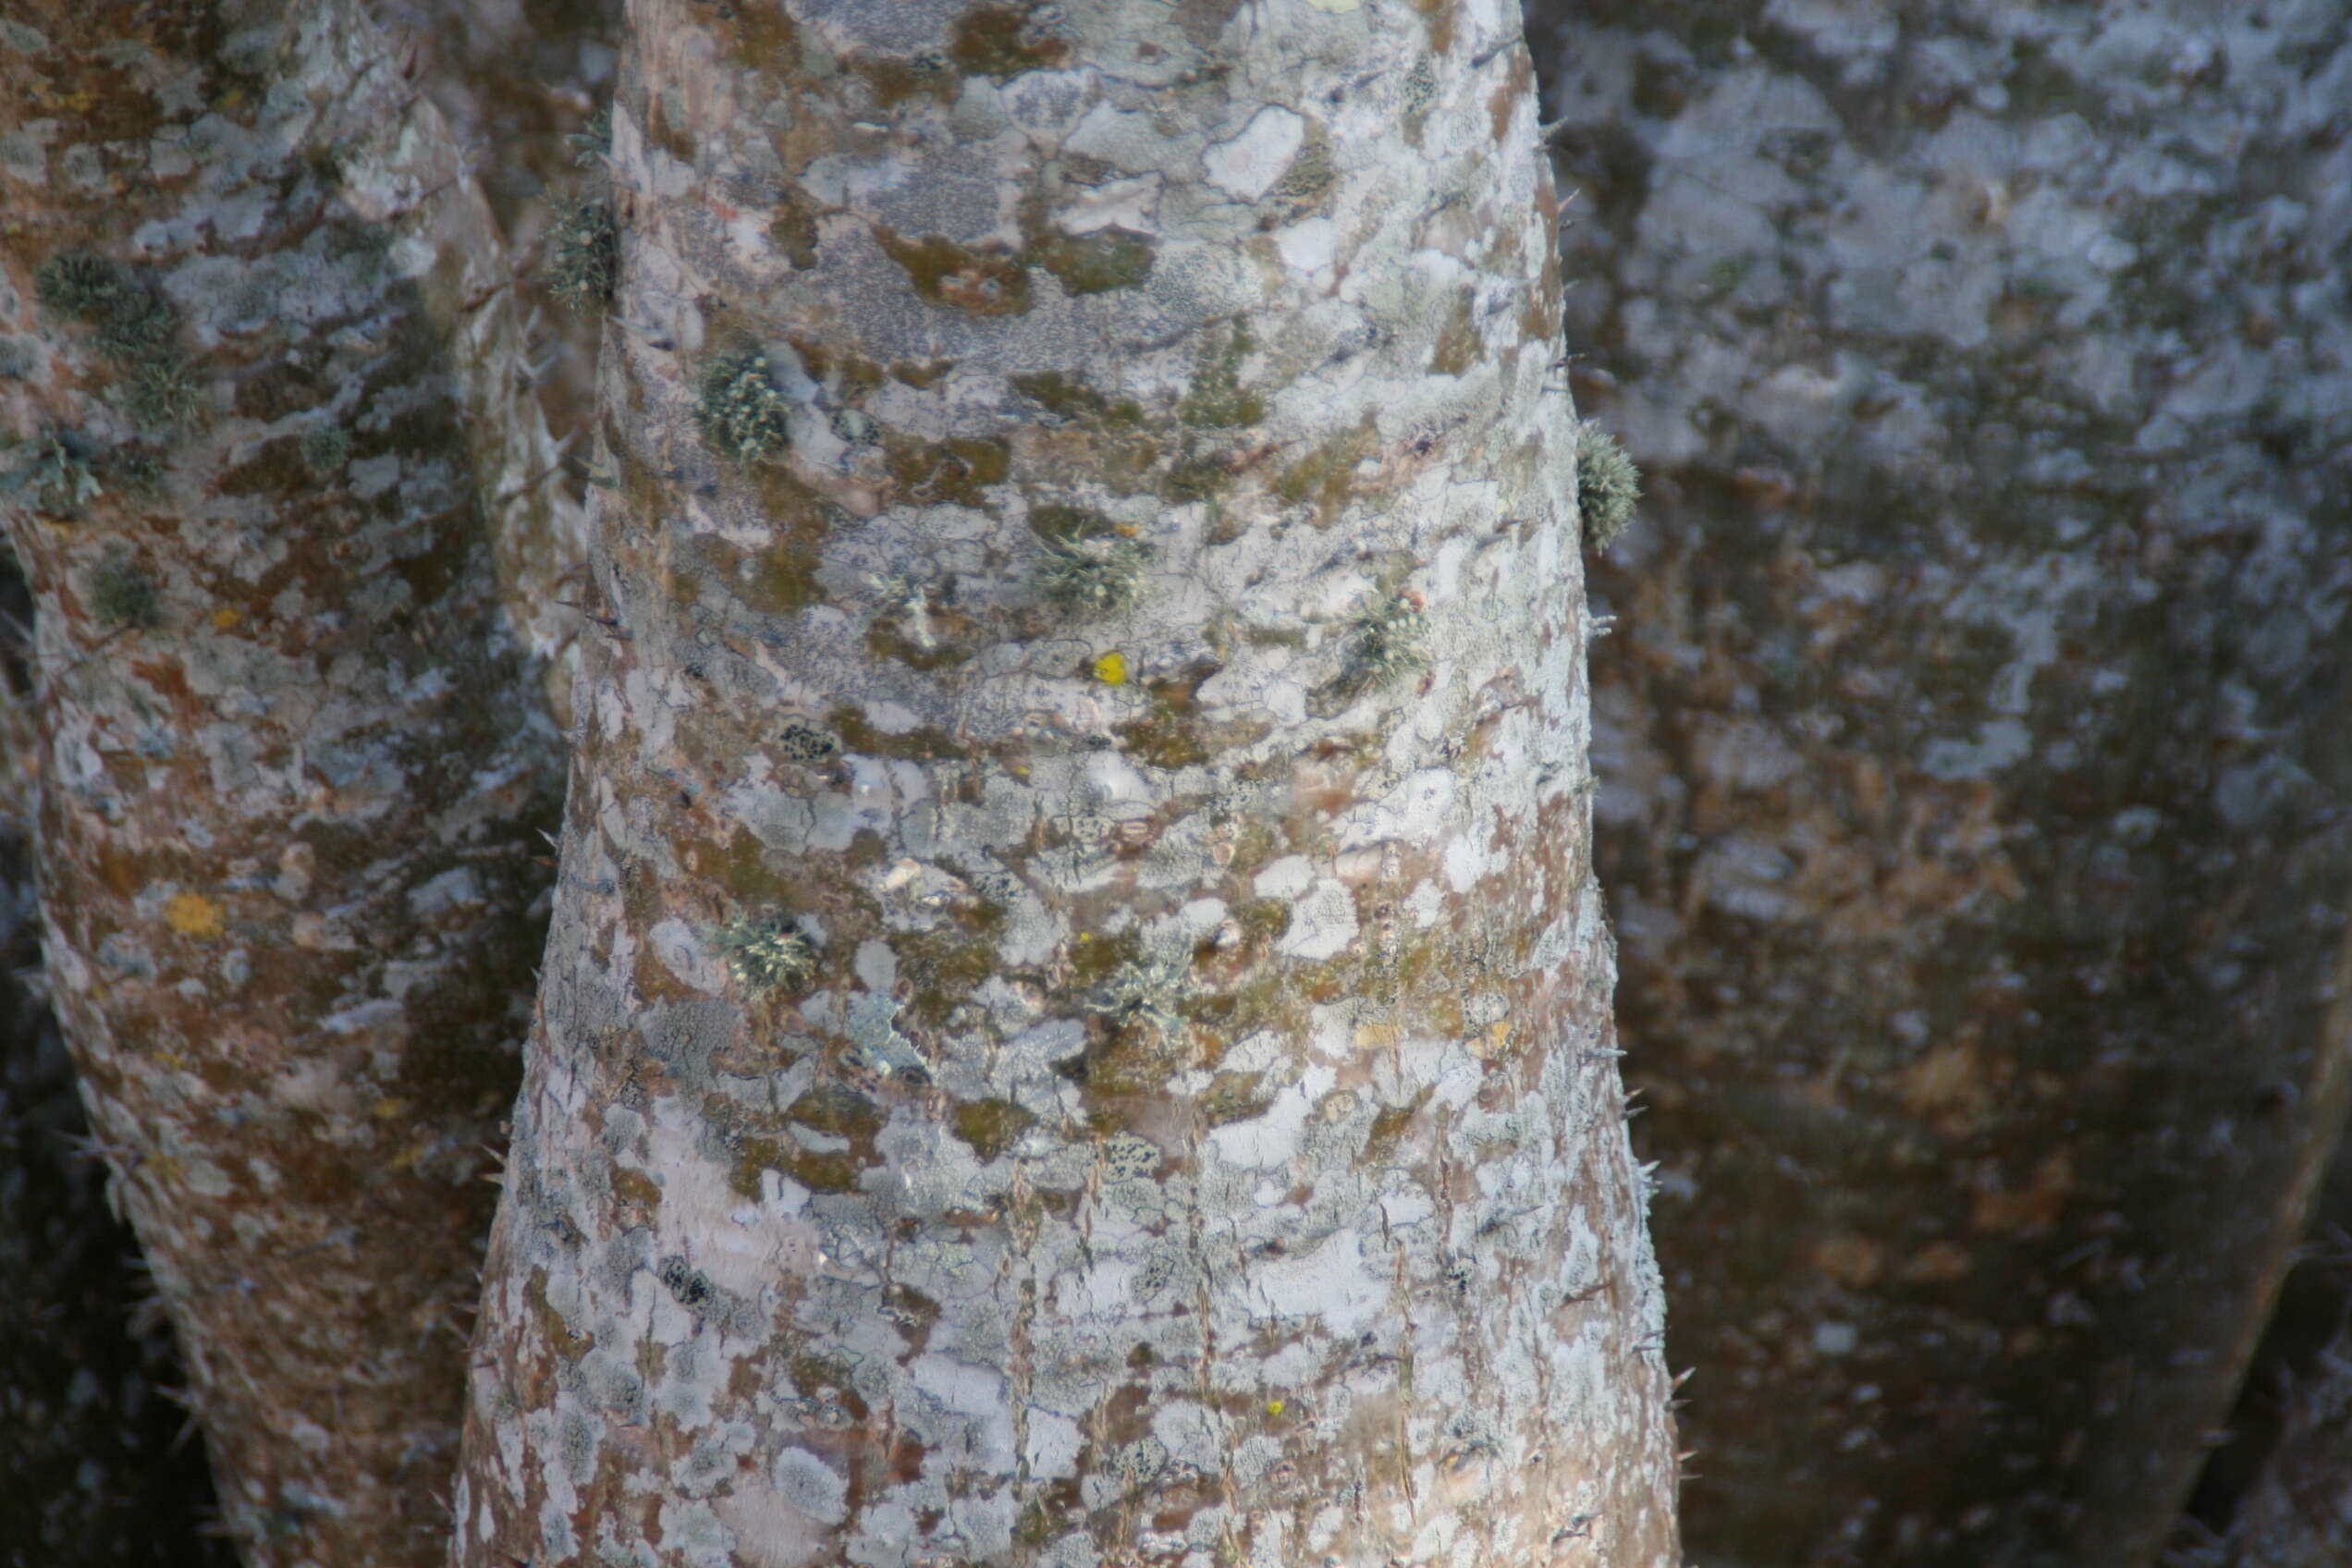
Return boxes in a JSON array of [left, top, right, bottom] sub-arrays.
[[1522, 1, 2352, 1562]]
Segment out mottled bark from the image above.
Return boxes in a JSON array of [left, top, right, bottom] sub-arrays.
[[0, 3, 568, 1563], [1530, 0, 2352, 1563], [455, 1, 1676, 1565], [0, 616, 231, 1568]]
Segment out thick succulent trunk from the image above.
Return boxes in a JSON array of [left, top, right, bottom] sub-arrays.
[[453, 1, 1677, 1564], [1531, 0, 2352, 1562], [0, 2, 566, 1562]]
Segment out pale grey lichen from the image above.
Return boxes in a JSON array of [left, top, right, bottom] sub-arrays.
[[693, 345, 794, 466], [709, 913, 817, 996], [543, 196, 619, 312], [1574, 421, 1640, 552], [1036, 533, 1152, 617]]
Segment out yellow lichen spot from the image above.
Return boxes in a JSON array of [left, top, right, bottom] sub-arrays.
[[1093, 650, 1129, 686], [371, 1097, 412, 1121], [210, 606, 242, 630], [389, 1140, 429, 1171], [1265, 1399, 1285, 1417], [164, 892, 224, 939]]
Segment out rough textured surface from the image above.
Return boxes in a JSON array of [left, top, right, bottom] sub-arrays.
[[0, 599, 232, 1568], [1530, 0, 2352, 1563], [455, 1, 1679, 1564], [0, 3, 568, 1562]]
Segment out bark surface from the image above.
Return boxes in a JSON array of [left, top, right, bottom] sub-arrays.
[[1530, 1, 2352, 1562], [0, 3, 567, 1562], [456, 1, 1677, 1564]]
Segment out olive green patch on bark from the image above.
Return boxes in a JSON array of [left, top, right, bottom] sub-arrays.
[[730, 1136, 787, 1200], [877, 229, 1032, 315], [866, 615, 972, 670], [891, 359, 956, 388], [610, 1168, 663, 1210], [1272, 417, 1375, 523], [1158, 450, 1234, 504], [900, 928, 999, 1026], [527, 1268, 594, 1361], [952, 1097, 1037, 1160], [883, 433, 1009, 506], [826, 704, 962, 761], [720, 3, 801, 72], [768, 189, 821, 269], [846, 53, 962, 107], [693, 531, 821, 615], [1177, 319, 1265, 429], [787, 1084, 882, 1138], [1363, 1085, 1436, 1166], [1200, 1071, 1272, 1126], [1428, 288, 1480, 376], [1034, 227, 1157, 295], [644, 93, 699, 167], [948, 5, 1071, 78]]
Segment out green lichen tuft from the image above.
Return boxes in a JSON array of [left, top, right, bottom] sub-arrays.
[[300, 423, 351, 474], [694, 345, 795, 466], [1084, 953, 1193, 1039], [1352, 591, 1430, 690], [1575, 421, 1641, 551], [118, 355, 203, 431], [543, 196, 619, 312], [85, 550, 162, 631], [34, 252, 174, 360], [1037, 533, 1152, 618], [710, 913, 818, 997], [4, 430, 103, 514], [35, 251, 202, 433]]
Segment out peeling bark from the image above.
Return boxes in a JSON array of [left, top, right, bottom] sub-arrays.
[[1529, 0, 2352, 1562], [454, 1, 1678, 1564], [0, 3, 568, 1562]]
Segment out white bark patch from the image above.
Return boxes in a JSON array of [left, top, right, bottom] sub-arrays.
[[1278, 878, 1359, 961], [1250, 1225, 1384, 1333], [1203, 106, 1306, 202]]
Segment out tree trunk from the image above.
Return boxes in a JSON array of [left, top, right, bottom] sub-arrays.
[[0, 3, 567, 1562], [454, 1, 1678, 1564], [1529, 0, 2352, 1562]]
